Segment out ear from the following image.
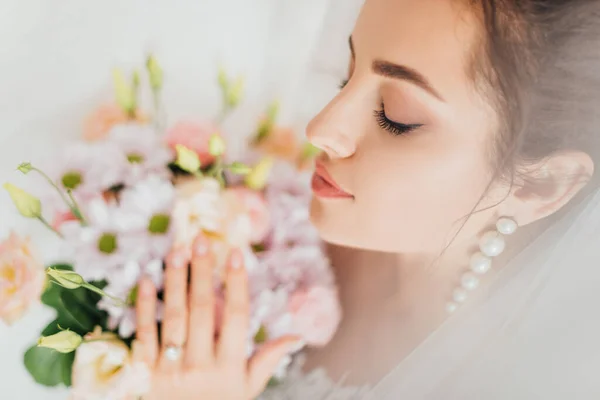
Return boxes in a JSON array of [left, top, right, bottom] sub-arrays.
[[500, 151, 594, 227]]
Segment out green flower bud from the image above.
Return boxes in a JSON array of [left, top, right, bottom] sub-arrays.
[[245, 157, 274, 190], [112, 68, 136, 115], [17, 162, 33, 174], [3, 183, 42, 218], [175, 144, 201, 173], [146, 55, 163, 91], [46, 268, 85, 290], [37, 330, 83, 353], [208, 134, 226, 157]]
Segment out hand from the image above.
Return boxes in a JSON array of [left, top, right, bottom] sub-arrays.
[[134, 233, 298, 400]]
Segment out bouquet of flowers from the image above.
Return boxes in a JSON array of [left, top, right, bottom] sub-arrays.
[[0, 56, 340, 399]]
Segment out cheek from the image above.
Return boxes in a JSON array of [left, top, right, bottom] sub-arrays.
[[353, 137, 491, 251]]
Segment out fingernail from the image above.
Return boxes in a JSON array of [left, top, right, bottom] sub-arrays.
[[193, 233, 209, 256], [230, 249, 243, 270], [168, 249, 189, 269], [139, 279, 153, 296]]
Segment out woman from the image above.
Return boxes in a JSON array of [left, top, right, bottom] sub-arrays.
[[135, 0, 600, 398]]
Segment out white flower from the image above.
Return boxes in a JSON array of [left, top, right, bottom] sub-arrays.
[[99, 259, 164, 337], [107, 123, 173, 185], [46, 141, 126, 199], [118, 175, 175, 261], [60, 197, 142, 281]]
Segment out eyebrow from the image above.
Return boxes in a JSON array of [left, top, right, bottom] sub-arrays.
[[349, 36, 445, 102]]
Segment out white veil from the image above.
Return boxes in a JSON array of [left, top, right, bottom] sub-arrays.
[[369, 188, 600, 399], [291, 1, 600, 399]]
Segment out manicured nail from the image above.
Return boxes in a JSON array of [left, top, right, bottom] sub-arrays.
[[193, 233, 209, 256], [169, 249, 189, 269], [139, 279, 153, 296], [230, 249, 243, 270]]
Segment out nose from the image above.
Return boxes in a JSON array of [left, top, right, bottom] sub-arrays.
[[305, 95, 357, 159]]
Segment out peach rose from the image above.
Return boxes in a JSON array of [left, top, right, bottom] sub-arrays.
[[288, 286, 341, 347], [165, 121, 222, 166], [254, 125, 301, 163], [223, 187, 271, 244], [70, 335, 150, 400], [0, 232, 45, 324], [83, 104, 147, 141]]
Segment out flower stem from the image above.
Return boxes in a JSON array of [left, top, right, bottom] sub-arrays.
[[32, 167, 71, 208], [37, 216, 64, 238], [83, 283, 126, 307], [32, 167, 87, 225], [66, 190, 87, 225]]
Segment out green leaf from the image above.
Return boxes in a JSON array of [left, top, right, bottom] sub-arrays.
[[57, 290, 97, 333], [41, 319, 63, 336], [41, 270, 107, 335], [23, 345, 75, 387]]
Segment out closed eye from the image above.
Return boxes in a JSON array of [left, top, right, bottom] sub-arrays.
[[374, 103, 423, 136]]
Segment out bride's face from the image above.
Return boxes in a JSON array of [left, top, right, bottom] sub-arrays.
[[307, 0, 503, 253]]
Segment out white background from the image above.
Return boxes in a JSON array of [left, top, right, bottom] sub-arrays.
[[0, 0, 362, 398]]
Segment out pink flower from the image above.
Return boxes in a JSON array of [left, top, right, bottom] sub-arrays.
[[0, 232, 45, 324], [223, 187, 271, 244], [165, 121, 222, 166], [288, 286, 341, 347], [70, 337, 150, 400]]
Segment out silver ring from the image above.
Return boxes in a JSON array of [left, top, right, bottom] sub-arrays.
[[164, 345, 183, 361]]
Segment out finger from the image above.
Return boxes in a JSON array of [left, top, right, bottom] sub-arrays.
[[186, 233, 215, 368], [160, 247, 190, 369], [217, 248, 250, 364], [135, 277, 159, 365], [247, 336, 300, 398]]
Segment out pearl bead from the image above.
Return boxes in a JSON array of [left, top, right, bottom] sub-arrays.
[[479, 231, 506, 257], [496, 217, 518, 235], [446, 302, 458, 313], [453, 288, 468, 303], [470, 252, 492, 274], [461, 273, 480, 291]]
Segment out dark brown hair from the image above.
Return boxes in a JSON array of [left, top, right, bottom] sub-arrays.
[[471, 0, 600, 196]]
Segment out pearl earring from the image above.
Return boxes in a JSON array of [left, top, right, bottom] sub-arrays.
[[446, 217, 518, 314]]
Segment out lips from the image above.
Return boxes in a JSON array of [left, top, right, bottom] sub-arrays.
[[311, 161, 353, 199]]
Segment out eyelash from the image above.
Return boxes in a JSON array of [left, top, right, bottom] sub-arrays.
[[374, 104, 423, 136], [338, 79, 422, 136]]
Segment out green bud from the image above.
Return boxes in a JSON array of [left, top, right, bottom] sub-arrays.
[[175, 144, 201, 173], [245, 157, 274, 190], [46, 268, 85, 289], [208, 134, 226, 157], [266, 101, 280, 123], [37, 330, 83, 353], [146, 55, 163, 91], [226, 76, 245, 107], [217, 66, 229, 91], [3, 183, 42, 218], [17, 162, 33, 174], [112, 68, 136, 115], [228, 161, 252, 175], [133, 70, 141, 88]]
